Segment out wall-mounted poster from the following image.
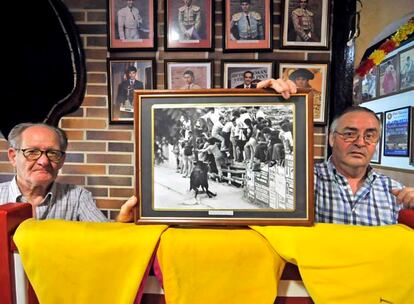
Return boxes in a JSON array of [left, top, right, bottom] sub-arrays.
[[399, 46, 414, 92], [384, 107, 411, 157], [371, 112, 383, 164], [379, 55, 399, 97]]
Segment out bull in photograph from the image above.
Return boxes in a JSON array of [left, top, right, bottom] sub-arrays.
[[189, 161, 217, 199]]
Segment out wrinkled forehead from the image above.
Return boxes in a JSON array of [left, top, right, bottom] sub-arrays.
[[21, 126, 60, 146], [337, 112, 380, 130]]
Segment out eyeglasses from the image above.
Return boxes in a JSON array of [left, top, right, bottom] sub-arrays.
[[334, 131, 380, 144], [14, 148, 65, 162]]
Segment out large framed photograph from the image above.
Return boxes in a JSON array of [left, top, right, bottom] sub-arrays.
[[222, 60, 275, 88], [280, 0, 330, 49], [133, 89, 314, 226], [278, 61, 329, 124], [223, 0, 272, 51], [371, 112, 383, 164], [108, 0, 156, 50], [379, 55, 399, 97], [384, 107, 411, 157], [361, 66, 378, 102], [399, 46, 414, 92], [165, 0, 214, 50], [165, 60, 213, 89], [107, 58, 155, 123]]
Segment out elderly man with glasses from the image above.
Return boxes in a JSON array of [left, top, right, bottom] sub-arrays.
[[256, 78, 414, 225], [0, 123, 136, 222]]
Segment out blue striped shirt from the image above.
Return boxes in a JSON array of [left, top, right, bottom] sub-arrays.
[[0, 177, 108, 222], [314, 158, 403, 226]]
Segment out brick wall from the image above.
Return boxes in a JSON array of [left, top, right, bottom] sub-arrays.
[[0, 0, 329, 218]]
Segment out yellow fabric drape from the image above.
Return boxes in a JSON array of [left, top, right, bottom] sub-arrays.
[[252, 223, 414, 304], [13, 219, 168, 304], [156, 227, 285, 304]]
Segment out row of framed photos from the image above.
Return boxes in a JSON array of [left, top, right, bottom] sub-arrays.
[[371, 106, 414, 166], [107, 58, 329, 125], [360, 46, 414, 103], [107, 0, 330, 51]]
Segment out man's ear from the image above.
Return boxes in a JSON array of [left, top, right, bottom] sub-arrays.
[[328, 132, 334, 148], [7, 148, 17, 167]]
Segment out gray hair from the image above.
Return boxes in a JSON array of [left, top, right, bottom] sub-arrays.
[[8, 122, 68, 151], [329, 106, 382, 134]]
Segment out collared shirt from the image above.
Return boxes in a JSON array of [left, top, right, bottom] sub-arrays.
[[0, 177, 109, 222], [314, 158, 403, 226]]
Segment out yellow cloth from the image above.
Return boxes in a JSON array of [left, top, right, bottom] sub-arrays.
[[156, 227, 285, 304], [252, 223, 414, 304], [13, 219, 167, 304]]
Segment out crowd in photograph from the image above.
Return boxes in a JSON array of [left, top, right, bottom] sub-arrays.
[[154, 106, 294, 182]]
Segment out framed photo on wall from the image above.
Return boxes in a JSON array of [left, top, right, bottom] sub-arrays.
[[399, 46, 414, 92], [107, 58, 155, 123], [278, 61, 329, 124], [371, 112, 383, 164], [165, 60, 213, 89], [221, 60, 274, 88], [223, 0, 272, 51], [384, 106, 411, 157], [379, 55, 399, 97], [165, 0, 214, 50], [280, 0, 330, 49], [361, 66, 378, 102], [108, 0, 156, 50], [133, 89, 314, 226]]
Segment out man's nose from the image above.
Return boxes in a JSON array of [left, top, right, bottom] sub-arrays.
[[36, 152, 51, 165]]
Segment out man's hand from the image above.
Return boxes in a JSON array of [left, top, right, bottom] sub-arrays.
[[256, 78, 297, 99], [116, 195, 138, 223], [391, 188, 414, 209]]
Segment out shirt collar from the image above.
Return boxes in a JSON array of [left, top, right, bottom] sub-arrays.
[[325, 157, 378, 184], [9, 176, 55, 205]]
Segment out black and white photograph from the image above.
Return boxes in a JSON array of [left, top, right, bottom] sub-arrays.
[[399, 46, 414, 91], [134, 91, 314, 225], [107, 58, 155, 123], [281, 0, 329, 49], [222, 60, 274, 88]]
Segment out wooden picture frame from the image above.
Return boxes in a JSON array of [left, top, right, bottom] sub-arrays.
[[384, 106, 411, 157], [280, 0, 330, 49], [164, 60, 213, 89], [165, 0, 214, 50], [371, 112, 383, 164], [278, 61, 329, 125], [107, 58, 155, 123], [223, 0, 272, 51], [222, 60, 275, 88], [108, 0, 156, 50], [133, 89, 314, 226], [399, 46, 414, 92], [379, 55, 399, 97]]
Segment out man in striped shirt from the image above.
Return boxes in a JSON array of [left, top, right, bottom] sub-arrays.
[[0, 123, 136, 222], [257, 78, 414, 225]]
